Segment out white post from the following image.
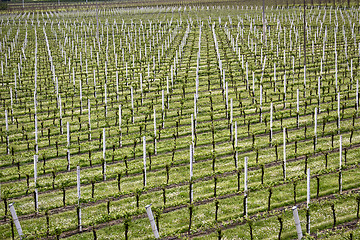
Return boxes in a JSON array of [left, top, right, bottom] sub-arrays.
[[34, 112, 38, 153], [283, 127, 286, 180], [67, 122, 70, 148], [77, 165, 82, 231], [292, 206, 303, 240], [9, 203, 23, 239], [234, 121, 238, 148], [104, 83, 108, 118], [77, 166, 81, 202], [5, 109, 8, 132], [194, 94, 197, 121], [34, 155, 38, 187], [191, 114, 195, 143], [103, 128, 106, 181], [335, 52, 338, 91], [143, 136, 147, 186], [307, 168, 310, 209], [162, 90, 165, 112], [34, 91, 37, 116], [116, 71, 119, 101], [145, 204, 160, 238]]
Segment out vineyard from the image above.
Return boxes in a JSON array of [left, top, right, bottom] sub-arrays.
[[1, 2, 360, 239]]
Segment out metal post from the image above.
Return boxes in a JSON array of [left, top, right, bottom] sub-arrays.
[[292, 206, 303, 240], [9, 203, 23, 239], [145, 204, 160, 238]]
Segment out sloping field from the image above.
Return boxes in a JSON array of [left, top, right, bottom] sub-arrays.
[[0, 4, 360, 239]]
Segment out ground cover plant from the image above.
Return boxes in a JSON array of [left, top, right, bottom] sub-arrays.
[[1, 2, 360, 239]]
